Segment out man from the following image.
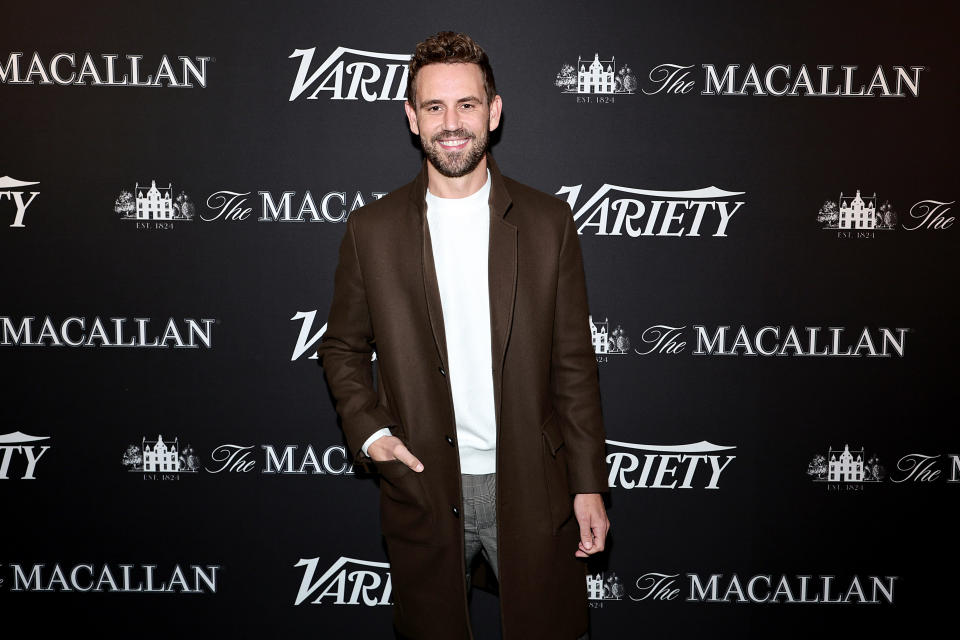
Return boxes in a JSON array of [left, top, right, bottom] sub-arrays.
[[317, 31, 609, 639]]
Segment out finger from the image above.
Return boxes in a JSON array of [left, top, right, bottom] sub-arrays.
[[591, 520, 610, 552], [393, 443, 424, 472]]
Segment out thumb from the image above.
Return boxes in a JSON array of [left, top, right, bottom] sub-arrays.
[[579, 518, 594, 550], [394, 442, 424, 473]]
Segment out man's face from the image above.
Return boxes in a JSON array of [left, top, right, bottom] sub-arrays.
[[404, 63, 502, 178]]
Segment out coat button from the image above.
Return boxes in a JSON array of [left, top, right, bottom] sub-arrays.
[[445, 435, 454, 446], [438, 366, 446, 377], [451, 505, 460, 518]]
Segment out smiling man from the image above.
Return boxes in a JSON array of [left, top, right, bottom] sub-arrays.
[[317, 31, 609, 639]]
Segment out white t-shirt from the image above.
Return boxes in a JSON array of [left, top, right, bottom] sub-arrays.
[[361, 170, 497, 474]]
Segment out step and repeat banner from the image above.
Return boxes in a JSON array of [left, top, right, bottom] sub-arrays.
[[1, 1, 955, 637]]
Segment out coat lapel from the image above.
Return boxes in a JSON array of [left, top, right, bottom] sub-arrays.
[[410, 155, 517, 421]]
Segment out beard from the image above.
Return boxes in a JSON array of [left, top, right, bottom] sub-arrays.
[[421, 127, 489, 178]]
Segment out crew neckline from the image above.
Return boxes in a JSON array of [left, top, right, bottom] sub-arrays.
[[426, 169, 491, 203]]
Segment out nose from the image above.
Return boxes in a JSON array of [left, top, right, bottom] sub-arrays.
[[442, 107, 460, 132]]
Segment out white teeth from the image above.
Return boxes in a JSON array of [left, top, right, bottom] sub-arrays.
[[439, 139, 467, 147]]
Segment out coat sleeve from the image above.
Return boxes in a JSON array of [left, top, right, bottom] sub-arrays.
[[317, 216, 396, 464], [551, 209, 609, 494]]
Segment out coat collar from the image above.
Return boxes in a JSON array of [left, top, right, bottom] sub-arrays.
[[411, 154, 517, 428]]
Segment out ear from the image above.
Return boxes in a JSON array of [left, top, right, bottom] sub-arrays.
[[404, 100, 420, 136], [488, 94, 503, 132]]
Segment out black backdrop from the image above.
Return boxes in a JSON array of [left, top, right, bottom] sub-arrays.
[[2, 1, 957, 637]]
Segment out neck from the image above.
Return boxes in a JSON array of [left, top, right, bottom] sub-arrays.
[[426, 155, 489, 199]]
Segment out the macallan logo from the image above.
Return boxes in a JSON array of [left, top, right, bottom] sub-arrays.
[[601, 323, 910, 358], [819, 192, 953, 239], [1, 316, 215, 348], [606, 440, 736, 490], [205, 444, 354, 475], [0, 431, 50, 480], [294, 556, 392, 606], [123, 435, 201, 481], [1, 176, 39, 228], [807, 444, 884, 491], [587, 571, 625, 608], [115, 180, 195, 230], [3, 563, 218, 593], [641, 63, 923, 98], [204, 190, 385, 223], [0, 52, 212, 87], [558, 184, 744, 237], [288, 47, 410, 102], [589, 315, 630, 363], [627, 572, 896, 604], [555, 54, 638, 103]]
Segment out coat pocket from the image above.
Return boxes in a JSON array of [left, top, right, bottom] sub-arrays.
[[377, 459, 435, 545], [541, 411, 573, 533]]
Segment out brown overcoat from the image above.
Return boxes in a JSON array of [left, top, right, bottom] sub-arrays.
[[317, 154, 607, 639]]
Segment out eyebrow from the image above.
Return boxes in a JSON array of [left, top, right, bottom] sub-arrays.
[[420, 96, 483, 108]]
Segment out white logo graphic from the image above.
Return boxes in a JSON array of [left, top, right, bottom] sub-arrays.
[[556, 54, 637, 101], [807, 444, 884, 488], [123, 435, 201, 479], [0, 431, 50, 479], [589, 315, 630, 361], [203, 190, 385, 223], [817, 189, 896, 238], [0, 316, 215, 348], [0, 176, 39, 228], [288, 47, 410, 101], [630, 324, 910, 358], [626, 572, 896, 604], [205, 444, 354, 475], [291, 309, 376, 362], [115, 180, 195, 229], [606, 440, 736, 490], [4, 563, 218, 593], [0, 52, 212, 87], [587, 571, 625, 608], [902, 199, 955, 231], [558, 184, 744, 237], [699, 64, 922, 97], [294, 556, 392, 606]]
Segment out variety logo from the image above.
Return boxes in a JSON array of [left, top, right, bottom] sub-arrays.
[[0, 316, 215, 348], [115, 180, 195, 230], [555, 54, 638, 103], [587, 570, 625, 608], [1, 563, 218, 593], [288, 46, 410, 102], [0, 431, 50, 480], [628, 572, 896, 604], [557, 184, 744, 237], [204, 189, 385, 223], [1, 52, 212, 87], [606, 440, 736, 490], [294, 556, 392, 606], [291, 309, 376, 362], [0, 176, 39, 228]]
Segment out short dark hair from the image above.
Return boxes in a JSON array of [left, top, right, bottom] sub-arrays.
[[407, 31, 497, 108]]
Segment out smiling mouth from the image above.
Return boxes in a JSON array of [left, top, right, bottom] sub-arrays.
[[437, 137, 471, 148]]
